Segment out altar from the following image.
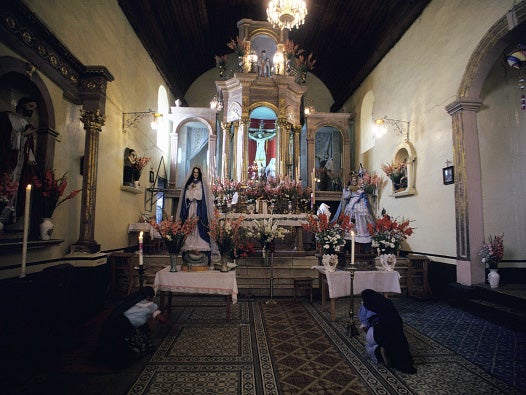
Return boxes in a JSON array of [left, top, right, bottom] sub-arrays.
[[154, 267, 238, 320], [313, 266, 401, 321]]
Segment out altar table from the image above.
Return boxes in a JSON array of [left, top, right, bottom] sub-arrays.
[[312, 266, 401, 321], [154, 267, 238, 320]]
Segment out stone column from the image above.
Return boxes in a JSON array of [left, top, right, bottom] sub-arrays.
[[73, 109, 104, 253], [240, 117, 250, 181], [220, 122, 231, 179], [446, 99, 484, 286], [232, 121, 240, 180], [72, 67, 113, 253], [293, 125, 301, 181], [168, 130, 178, 189]]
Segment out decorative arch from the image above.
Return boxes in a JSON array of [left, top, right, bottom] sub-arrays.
[[0, 56, 58, 238], [445, 2, 526, 285]]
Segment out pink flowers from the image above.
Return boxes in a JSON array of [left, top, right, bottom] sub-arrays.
[[150, 216, 198, 253], [480, 234, 504, 269]]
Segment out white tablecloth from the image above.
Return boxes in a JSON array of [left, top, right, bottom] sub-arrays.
[[154, 267, 238, 304], [313, 266, 401, 298]]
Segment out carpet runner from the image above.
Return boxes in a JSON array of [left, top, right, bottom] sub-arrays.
[[127, 296, 521, 394]]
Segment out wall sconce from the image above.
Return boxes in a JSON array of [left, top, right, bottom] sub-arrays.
[[273, 51, 284, 75], [372, 116, 410, 141], [304, 105, 316, 116], [247, 50, 258, 73], [122, 110, 163, 134]]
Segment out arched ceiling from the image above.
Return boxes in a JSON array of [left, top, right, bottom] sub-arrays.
[[118, 0, 431, 112]]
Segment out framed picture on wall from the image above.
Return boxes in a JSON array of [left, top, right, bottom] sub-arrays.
[[443, 165, 454, 185]]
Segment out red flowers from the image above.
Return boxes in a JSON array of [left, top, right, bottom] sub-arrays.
[[0, 172, 19, 204], [367, 213, 414, 254], [33, 169, 81, 218]]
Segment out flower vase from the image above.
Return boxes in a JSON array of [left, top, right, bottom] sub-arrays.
[[220, 255, 229, 272], [488, 269, 500, 288], [378, 254, 397, 271], [288, 200, 292, 214], [247, 203, 254, 214], [169, 253, 178, 272], [322, 254, 338, 272], [40, 217, 54, 240], [262, 248, 271, 267]]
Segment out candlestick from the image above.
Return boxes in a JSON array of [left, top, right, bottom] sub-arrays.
[[351, 230, 355, 265], [139, 231, 144, 266], [20, 184, 31, 278]]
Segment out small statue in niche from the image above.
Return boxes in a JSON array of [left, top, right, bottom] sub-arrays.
[[123, 147, 136, 186], [258, 50, 271, 77]]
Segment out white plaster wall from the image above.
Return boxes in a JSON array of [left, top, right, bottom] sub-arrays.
[[345, 0, 513, 263], [479, 59, 526, 267], [17, 0, 172, 253]]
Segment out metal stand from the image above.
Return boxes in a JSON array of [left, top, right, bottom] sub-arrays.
[[265, 251, 277, 305], [347, 264, 359, 336], [134, 265, 145, 290]]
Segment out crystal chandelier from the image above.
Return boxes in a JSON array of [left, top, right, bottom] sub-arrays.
[[266, 0, 307, 30]]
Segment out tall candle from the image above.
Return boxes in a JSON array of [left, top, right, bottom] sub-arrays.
[[139, 231, 144, 266], [20, 184, 31, 278], [351, 230, 355, 265]]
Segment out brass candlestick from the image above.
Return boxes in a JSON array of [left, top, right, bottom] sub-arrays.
[[347, 263, 359, 336], [134, 265, 145, 289]]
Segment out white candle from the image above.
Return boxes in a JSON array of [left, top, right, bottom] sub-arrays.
[[20, 184, 31, 278], [351, 230, 355, 265], [139, 231, 144, 266]]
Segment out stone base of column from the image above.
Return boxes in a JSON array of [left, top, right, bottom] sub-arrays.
[[71, 240, 101, 254]]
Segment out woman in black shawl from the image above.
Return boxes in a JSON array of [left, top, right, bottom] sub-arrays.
[[359, 289, 416, 374]]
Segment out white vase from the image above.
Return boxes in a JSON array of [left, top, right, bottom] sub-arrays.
[[488, 269, 500, 288], [40, 217, 54, 240], [322, 254, 338, 272], [378, 254, 397, 271]]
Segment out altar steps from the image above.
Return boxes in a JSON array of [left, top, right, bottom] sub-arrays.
[[446, 283, 526, 331]]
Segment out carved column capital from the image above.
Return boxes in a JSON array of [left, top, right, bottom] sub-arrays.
[[80, 109, 105, 131]]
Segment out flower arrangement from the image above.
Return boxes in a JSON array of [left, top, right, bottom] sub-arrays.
[[283, 39, 304, 59], [212, 178, 242, 204], [303, 213, 353, 255], [243, 179, 261, 204], [33, 169, 81, 218], [296, 53, 317, 72], [367, 212, 414, 255], [233, 240, 256, 259], [381, 161, 407, 190], [261, 176, 281, 204], [150, 216, 198, 254], [208, 210, 245, 256], [280, 176, 298, 201], [0, 172, 19, 205], [226, 36, 247, 56], [480, 234, 504, 269], [133, 156, 151, 179], [359, 170, 381, 196], [246, 216, 290, 251]]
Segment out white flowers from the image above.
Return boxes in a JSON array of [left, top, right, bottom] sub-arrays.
[[246, 216, 290, 246]]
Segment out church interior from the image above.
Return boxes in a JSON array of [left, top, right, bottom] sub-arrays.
[[1, 1, 525, 393]]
